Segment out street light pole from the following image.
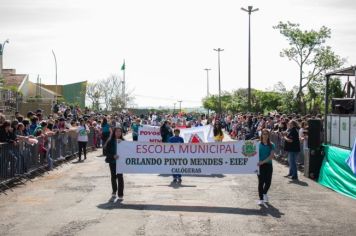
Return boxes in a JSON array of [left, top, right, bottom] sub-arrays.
[[241, 5, 258, 112], [173, 102, 176, 114], [204, 68, 211, 117], [0, 39, 9, 76], [214, 48, 224, 115], [52, 50, 58, 103], [204, 68, 211, 97], [178, 100, 182, 113]]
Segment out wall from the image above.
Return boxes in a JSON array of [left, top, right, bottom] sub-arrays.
[[62, 81, 87, 108]]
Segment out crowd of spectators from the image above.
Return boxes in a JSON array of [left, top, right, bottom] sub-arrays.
[[1, 103, 323, 167]]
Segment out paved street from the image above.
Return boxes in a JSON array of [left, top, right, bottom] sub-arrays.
[[0, 135, 355, 236]]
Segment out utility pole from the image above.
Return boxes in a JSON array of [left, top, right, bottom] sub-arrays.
[[213, 48, 224, 115], [178, 100, 182, 113], [204, 68, 211, 117], [0, 39, 9, 76], [52, 50, 58, 103], [241, 6, 259, 111]]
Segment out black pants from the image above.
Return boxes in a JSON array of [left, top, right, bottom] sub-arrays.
[[109, 163, 124, 197], [78, 141, 87, 160], [102, 133, 110, 155], [258, 164, 273, 200]]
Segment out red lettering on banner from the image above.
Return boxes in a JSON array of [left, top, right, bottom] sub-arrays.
[[179, 145, 189, 153], [149, 139, 161, 142], [140, 131, 161, 135], [233, 145, 238, 153], [225, 145, 232, 153], [219, 145, 226, 153], [136, 145, 142, 153]]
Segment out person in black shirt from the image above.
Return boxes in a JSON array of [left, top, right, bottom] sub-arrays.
[[283, 120, 300, 180], [160, 121, 173, 143], [0, 120, 17, 143]]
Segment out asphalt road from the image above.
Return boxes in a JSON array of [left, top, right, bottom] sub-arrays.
[[0, 133, 355, 236]]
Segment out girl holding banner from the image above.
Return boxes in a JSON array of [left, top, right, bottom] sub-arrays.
[[257, 129, 275, 205], [104, 127, 125, 201]]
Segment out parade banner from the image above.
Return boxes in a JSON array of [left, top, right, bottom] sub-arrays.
[[138, 125, 214, 143], [180, 125, 214, 143], [116, 140, 259, 174], [138, 125, 162, 142]]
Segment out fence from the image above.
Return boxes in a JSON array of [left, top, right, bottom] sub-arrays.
[[270, 131, 306, 168], [0, 128, 95, 191]]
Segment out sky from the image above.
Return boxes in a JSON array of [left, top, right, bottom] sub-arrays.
[[1, 0, 356, 109]]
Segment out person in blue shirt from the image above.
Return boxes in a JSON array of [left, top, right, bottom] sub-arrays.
[[257, 129, 275, 205], [168, 128, 184, 183]]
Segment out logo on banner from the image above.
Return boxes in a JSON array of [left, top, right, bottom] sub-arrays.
[[189, 133, 203, 143], [242, 141, 257, 157]]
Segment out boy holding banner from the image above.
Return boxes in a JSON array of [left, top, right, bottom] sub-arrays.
[[168, 128, 184, 183]]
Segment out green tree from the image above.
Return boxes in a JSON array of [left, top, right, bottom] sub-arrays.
[[274, 22, 344, 113]]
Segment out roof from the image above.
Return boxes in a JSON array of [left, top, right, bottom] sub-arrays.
[[326, 66, 356, 76], [2, 74, 27, 88]]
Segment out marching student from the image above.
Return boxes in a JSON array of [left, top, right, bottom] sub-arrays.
[[168, 128, 184, 183], [257, 129, 275, 205], [104, 126, 125, 201], [213, 121, 224, 142], [160, 120, 173, 143]]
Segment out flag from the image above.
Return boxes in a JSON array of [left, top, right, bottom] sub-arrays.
[[121, 60, 125, 71], [346, 138, 356, 175]]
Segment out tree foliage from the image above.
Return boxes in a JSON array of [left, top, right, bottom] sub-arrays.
[[86, 74, 134, 111], [274, 21, 344, 113]]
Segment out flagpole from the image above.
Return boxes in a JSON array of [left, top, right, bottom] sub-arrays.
[[122, 60, 126, 109]]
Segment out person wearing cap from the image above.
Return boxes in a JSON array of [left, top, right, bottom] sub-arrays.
[[168, 128, 184, 183]]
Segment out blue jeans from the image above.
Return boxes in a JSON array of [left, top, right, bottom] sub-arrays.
[[173, 174, 181, 180], [288, 151, 299, 178]]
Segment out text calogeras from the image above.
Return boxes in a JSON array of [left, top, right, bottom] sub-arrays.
[[116, 141, 259, 174]]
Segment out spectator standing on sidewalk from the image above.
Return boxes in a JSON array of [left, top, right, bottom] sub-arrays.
[[77, 119, 90, 162], [101, 118, 111, 155], [283, 120, 300, 180], [104, 127, 125, 201]]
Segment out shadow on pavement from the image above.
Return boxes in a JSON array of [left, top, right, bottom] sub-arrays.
[[288, 179, 308, 187], [97, 202, 284, 218], [260, 203, 284, 218], [156, 182, 197, 188], [158, 174, 225, 178], [71, 160, 83, 164]]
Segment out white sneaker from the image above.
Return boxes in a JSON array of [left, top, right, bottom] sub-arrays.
[[263, 194, 269, 203], [257, 200, 263, 205]]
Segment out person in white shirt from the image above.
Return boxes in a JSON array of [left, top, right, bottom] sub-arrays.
[[76, 118, 90, 162]]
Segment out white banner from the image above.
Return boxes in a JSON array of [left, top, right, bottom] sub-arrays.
[[138, 125, 214, 143], [180, 125, 214, 143], [340, 117, 350, 147], [116, 141, 259, 174], [331, 116, 340, 145], [138, 125, 162, 142]]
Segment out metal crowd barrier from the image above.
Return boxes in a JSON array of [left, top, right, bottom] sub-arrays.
[[0, 128, 95, 191]]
